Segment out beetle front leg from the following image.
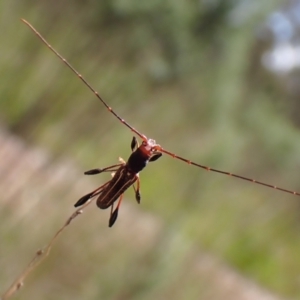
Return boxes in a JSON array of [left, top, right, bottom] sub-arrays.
[[131, 136, 139, 152], [149, 152, 162, 162]]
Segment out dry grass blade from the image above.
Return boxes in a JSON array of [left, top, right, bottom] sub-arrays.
[[1, 199, 94, 300]]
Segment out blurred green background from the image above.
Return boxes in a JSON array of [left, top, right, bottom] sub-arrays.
[[2, 0, 300, 299]]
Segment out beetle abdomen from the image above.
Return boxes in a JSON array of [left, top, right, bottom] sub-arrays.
[[96, 166, 137, 209]]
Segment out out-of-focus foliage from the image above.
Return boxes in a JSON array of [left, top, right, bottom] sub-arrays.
[[1, 0, 300, 299]]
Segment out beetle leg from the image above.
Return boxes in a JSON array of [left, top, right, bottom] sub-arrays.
[[118, 157, 126, 164], [74, 181, 110, 207], [149, 152, 162, 162], [109, 194, 124, 227], [110, 202, 114, 217], [132, 175, 141, 204], [84, 163, 124, 175], [131, 136, 139, 152]]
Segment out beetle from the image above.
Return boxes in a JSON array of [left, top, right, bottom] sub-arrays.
[[22, 19, 300, 227], [74, 137, 162, 226]]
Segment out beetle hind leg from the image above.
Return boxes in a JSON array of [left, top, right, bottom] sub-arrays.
[[108, 194, 124, 227], [74, 181, 109, 207]]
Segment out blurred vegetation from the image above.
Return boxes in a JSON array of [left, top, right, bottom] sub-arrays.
[[2, 0, 300, 299]]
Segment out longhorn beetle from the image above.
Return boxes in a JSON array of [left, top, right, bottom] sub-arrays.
[[22, 19, 300, 227]]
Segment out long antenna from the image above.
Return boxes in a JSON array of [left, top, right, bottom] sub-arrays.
[[21, 19, 146, 141], [157, 147, 300, 196]]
